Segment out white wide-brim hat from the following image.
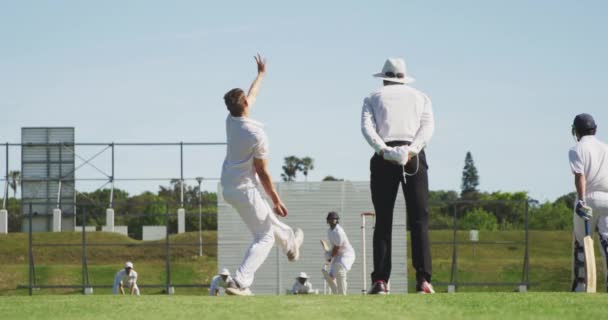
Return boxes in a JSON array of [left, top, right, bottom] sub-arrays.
[[373, 57, 415, 84], [297, 272, 308, 279], [125, 261, 134, 268], [220, 268, 230, 276]]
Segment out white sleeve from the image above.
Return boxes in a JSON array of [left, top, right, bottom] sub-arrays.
[[112, 271, 122, 294], [569, 148, 584, 174], [410, 93, 435, 154], [361, 97, 388, 154], [209, 276, 220, 295], [252, 131, 269, 159], [336, 229, 346, 246], [291, 281, 299, 294]]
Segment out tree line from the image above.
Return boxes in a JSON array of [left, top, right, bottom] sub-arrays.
[[2, 180, 217, 238], [1, 152, 577, 233]]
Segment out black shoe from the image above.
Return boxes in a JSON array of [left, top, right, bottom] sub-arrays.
[[368, 281, 388, 295]]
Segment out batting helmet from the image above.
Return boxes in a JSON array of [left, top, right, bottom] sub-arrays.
[[573, 113, 597, 132], [326, 211, 340, 220]]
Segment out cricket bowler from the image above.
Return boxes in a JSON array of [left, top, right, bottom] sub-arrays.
[[569, 113, 608, 292], [221, 54, 304, 296], [321, 211, 355, 295]]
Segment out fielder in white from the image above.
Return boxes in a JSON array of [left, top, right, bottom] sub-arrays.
[[112, 261, 140, 296], [569, 113, 608, 292], [221, 54, 304, 296], [209, 268, 233, 296], [291, 272, 317, 295], [322, 211, 355, 295]]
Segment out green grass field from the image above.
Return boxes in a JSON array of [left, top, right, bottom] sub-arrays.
[[0, 230, 604, 295], [1, 294, 608, 320]]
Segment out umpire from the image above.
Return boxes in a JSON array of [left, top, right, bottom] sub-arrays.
[[361, 57, 435, 294]]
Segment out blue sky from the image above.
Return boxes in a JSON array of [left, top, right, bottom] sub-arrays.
[[1, 0, 607, 201]]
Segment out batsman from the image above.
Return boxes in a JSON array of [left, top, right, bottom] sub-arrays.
[[569, 113, 608, 292]]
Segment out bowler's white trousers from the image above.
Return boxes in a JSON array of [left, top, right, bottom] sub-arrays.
[[223, 186, 297, 289]]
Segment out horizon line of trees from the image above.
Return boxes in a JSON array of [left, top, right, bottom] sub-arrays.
[[1, 151, 577, 233]]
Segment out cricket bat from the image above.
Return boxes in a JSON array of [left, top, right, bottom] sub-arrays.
[[584, 220, 596, 293], [320, 240, 331, 252]]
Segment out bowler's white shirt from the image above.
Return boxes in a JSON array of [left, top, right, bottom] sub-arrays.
[[221, 116, 269, 190], [361, 84, 434, 154], [209, 274, 233, 295], [327, 225, 355, 271], [569, 135, 608, 199], [291, 280, 313, 294], [112, 269, 138, 294]]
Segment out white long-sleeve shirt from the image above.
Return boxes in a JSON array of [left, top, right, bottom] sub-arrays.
[[209, 275, 233, 295], [361, 84, 434, 154], [112, 269, 139, 295], [291, 280, 313, 294]]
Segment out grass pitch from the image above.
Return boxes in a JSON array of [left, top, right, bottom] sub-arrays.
[[1, 293, 608, 320]]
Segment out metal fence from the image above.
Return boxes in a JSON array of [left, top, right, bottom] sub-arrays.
[[428, 199, 532, 292], [218, 182, 533, 294], [19, 201, 217, 296], [0, 141, 226, 232]]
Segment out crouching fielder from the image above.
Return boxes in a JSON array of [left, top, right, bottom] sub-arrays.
[[209, 268, 233, 296], [322, 212, 355, 295], [113, 261, 140, 295], [569, 113, 608, 292]]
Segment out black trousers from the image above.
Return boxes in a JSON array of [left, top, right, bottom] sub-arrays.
[[370, 142, 432, 286]]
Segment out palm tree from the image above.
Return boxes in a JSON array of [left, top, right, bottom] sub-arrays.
[[300, 157, 314, 182], [8, 170, 20, 198], [281, 156, 302, 182]]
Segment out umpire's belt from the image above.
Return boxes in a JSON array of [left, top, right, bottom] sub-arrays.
[[385, 141, 411, 147]]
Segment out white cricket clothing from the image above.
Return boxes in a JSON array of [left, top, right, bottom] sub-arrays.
[[361, 84, 434, 154], [291, 280, 314, 294], [223, 187, 297, 288], [221, 115, 298, 289], [322, 264, 348, 295], [209, 274, 233, 295], [112, 269, 140, 295], [221, 116, 269, 190], [572, 197, 608, 290], [569, 135, 608, 290], [569, 135, 608, 199], [327, 225, 355, 272]]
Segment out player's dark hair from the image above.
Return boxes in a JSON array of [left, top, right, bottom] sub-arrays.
[[224, 88, 247, 117]]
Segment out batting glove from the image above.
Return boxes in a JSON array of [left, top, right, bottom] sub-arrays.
[[575, 200, 593, 220]]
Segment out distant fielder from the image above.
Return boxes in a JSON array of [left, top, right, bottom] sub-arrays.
[[112, 261, 140, 296], [569, 113, 608, 292], [321, 211, 355, 295], [209, 268, 233, 296], [291, 272, 317, 295], [221, 54, 304, 296]]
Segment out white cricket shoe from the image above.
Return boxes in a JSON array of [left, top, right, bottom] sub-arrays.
[[225, 287, 252, 296], [417, 281, 435, 294], [287, 228, 304, 261]]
